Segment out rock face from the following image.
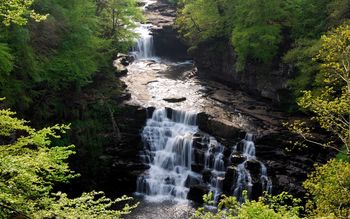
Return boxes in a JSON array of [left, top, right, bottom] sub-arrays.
[[95, 104, 149, 196], [113, 53, 134, 75], [191, 40, 291, 103], [146, 1, 189, 60]]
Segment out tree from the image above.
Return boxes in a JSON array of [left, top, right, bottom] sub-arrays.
[[0, 100, 137, 218], [231, 0, 287, 70], [303, 159, 350, 218], [0, 0, 47, 26], [192, 192, 302, 219], [176, 0, 227, 45], [289, 22, 350, 157]]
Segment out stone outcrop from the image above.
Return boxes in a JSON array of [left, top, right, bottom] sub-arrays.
[[146, 1, 189, 60], [96, 104, 149, 196], [190, 40, 291, 103], [113, 53, 134, 75]]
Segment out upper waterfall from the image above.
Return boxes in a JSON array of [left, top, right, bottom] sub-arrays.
[[131, 0, 156, 60], [132, 24, 155, 60]]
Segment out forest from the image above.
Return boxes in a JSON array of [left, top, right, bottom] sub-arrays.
[[0, 0, 349, 218]]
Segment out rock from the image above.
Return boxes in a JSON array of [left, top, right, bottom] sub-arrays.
[[146, 106, 156, 118], [202, 169, 212, 183], [163, 97, 187, 103], [192, 148, 205, 165], [230, 153, 247, 165], [223, 166, 238, 193], [113, 60, 128, 75], [187, 185, 210, 203], [191, 39, 290, 103], [184, 174, 202, 187], [245, 160, 261, 176]]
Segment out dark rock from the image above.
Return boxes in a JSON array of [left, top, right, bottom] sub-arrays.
[[230, 153, 247, 165], [163, 97, 187, 103], [184, 174, 202, 187], [187, 185, 210, 204], [191, 164, 204, 173], [202, 169, 212, 183], [146, 106, 156, 118], [245, 160, 261, 176], [223, 166, 238, 193]]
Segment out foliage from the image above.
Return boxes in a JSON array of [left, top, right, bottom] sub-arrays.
[[0, 0, 141, 112], [289, 22, 350, 156], [303, 159, 350, 218], [231, 0, 288, 70], [0, 0, 47, 26], [0, 102, 137, 218], [192, 192, 302, 219], [176, 0, 227, 45]]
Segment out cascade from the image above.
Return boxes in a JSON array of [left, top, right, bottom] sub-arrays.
[[132, 25, 155, 60], [230, 134, 273, 202], [136, 108, 273, 204], [131, 0, 155, 60], [136, 108, 199, 202]]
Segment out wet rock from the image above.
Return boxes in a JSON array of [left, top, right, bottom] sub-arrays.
[[202, 169, 212, 183], [192, 148, 205, 165], [184, 174, 202, 187], [163, 97, 187, 103], [223, 166, 238, 193], [187, 185, 210, 204], [146, 106, 156, 118], [230, 153, 246, 165], [191, 164, 204, 173], [245, 160, 261, 176]]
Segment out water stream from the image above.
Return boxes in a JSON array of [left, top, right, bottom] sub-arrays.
[[127, 0, 272, 215], [135, 108, 272, 204]]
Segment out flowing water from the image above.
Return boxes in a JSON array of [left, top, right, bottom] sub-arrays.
[[125, 0, 272, 217], [135, 108, 272, 204], [136, 108, 198, 202]]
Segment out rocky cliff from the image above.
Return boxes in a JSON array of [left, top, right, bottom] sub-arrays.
[[191, 39, 291, 103]]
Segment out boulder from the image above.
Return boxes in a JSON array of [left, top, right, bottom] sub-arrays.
[[230, 153, 247, 165], [163, 97, 187, 103], [187, 185, 210, 203]]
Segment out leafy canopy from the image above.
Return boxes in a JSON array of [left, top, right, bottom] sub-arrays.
[[289, 22, 350, 157], [0, 101, 137, 218], [192, 191, 302, 219], [0, 0, 47, 26], [303, 159, 350, 218]]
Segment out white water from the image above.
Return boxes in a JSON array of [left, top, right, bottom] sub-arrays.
[[136, 108, 199, 202], [136, 109, 272, 204], [231, 134, 273, 202], [131, 0, 156, 60], [132, 24, 155, 60]]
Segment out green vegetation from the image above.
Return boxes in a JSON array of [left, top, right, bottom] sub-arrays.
[[289, 22, 350, 157], [192, 192, 302, 219], [1, 0, 350, 217], [193, 158, 350, 219], [0, 0, 141, 111], [178, 1, 350, 218], [0, 0, 142, 216], [0, 102, 137, 218], [304, 159, 350, 218]]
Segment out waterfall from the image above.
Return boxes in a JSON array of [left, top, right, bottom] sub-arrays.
[[136, 108, 272, 203], [231, 134, 273, 202], [132, 24, 155, 60], [131, 0, 156, 60], [136, 108, 199, 202]]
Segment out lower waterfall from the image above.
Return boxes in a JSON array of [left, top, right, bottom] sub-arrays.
[[136, 108, 272, 203]]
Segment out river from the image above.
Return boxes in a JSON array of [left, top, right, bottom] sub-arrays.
[[122, 1, 273, 218]]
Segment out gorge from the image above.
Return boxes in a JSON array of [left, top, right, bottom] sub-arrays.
[[114, 0, 328, 217], [1, 0, 348, 218]]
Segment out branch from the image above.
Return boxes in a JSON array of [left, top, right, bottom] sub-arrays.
[[0, 203, 31, 219]]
